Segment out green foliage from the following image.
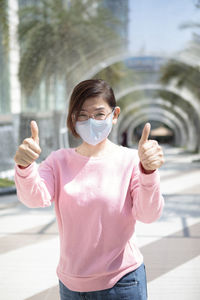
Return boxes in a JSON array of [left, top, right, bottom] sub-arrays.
[[160, 60, 200, 100], [158, 89, 194, 114], [92, 62, 131, 87], [18, 0, 122, 95], [160, 1, 200, 103], [0, 178, 15, 187]]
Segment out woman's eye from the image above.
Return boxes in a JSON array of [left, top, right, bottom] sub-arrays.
[[96, 113, 105, 117]]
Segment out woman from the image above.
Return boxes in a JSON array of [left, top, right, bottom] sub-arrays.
[[14, 79, 164, 300]]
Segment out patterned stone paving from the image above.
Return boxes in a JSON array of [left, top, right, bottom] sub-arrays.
[[0, 147, 200, 299]]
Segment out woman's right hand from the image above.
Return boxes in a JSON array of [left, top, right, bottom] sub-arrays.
[[14, 121, 41, 168]]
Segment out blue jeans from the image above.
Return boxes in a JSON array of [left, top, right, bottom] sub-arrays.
[[59, 263, 147, 300]]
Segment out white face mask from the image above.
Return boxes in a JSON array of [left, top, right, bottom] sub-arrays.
[[75, 111, 114, 145]]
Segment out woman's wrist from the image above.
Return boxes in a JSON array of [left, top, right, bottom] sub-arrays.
[[18, 164, 31, 169], [139, 162, 156, 174]]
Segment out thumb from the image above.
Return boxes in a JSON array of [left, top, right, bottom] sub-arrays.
[[30, 120, 39, 144], [139, 122, 151, 144]]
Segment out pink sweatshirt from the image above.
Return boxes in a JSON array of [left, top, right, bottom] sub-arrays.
[[14, 146, 164, 292]]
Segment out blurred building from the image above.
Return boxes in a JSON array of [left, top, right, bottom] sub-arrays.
[[102, 0, 129, 41]]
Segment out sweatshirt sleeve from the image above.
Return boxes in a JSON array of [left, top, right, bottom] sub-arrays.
[[130, 151, 164, 223], [14, 152, 55, 208]]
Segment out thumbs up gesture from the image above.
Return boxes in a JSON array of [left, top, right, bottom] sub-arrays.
[[138, 123, 164, 172], [14, 121, 41, 168]]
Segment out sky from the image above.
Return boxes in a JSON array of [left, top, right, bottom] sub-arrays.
[[128, 0, 200, 55]]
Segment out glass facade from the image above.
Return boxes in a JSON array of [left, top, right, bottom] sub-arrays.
[[102, 0, 129, 41]]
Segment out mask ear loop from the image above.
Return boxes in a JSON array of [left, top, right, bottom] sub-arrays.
[[112, 107, 120, 123], [112, 107, 116, 116]]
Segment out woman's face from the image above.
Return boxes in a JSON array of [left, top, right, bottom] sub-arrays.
[[78, 97, 120, 124]]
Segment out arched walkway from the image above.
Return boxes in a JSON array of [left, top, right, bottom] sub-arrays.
[[115, 107, 186, 148], [112, 98, 197, 151], [60, 53, 200, 152]]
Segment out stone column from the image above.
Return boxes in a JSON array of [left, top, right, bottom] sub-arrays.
[[8, 0, 21, 115]]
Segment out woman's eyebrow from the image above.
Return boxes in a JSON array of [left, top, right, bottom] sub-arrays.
[[94, 107, 106, 111]]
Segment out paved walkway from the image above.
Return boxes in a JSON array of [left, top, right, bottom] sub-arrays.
[[0, 147, 200, 299]]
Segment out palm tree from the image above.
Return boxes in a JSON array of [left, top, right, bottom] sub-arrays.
[[160, 1, 200, 101], [160, 59, 200, 100], [18, 0, 123, 96]]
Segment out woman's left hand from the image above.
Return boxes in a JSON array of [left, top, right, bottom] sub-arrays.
[[138, 123, 164, 172]]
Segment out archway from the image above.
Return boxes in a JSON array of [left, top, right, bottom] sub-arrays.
[[112, 98, 197, 151], [60, 54, 200, 152]]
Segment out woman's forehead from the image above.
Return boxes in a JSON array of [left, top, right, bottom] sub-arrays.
[[81, 97, 110, 110]]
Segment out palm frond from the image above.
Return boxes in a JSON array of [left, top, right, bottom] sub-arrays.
[[18, 0, 124, 95], [179, 22, 200, 30], [160, 60, 200, 99]]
